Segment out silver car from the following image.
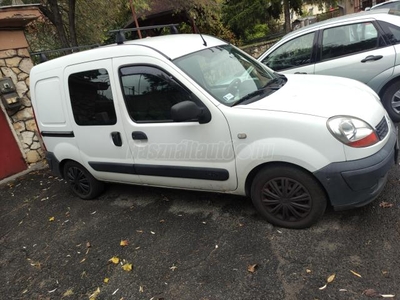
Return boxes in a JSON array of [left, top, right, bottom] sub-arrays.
[[367, 1, 400, 10], [258, 9, 400, 122]]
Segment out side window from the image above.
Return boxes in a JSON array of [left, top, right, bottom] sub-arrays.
[[321, 22, 378, 60], [261, 32, 315, 71], [379, 21, 400, 45], [68, 69, 116, 126], [120, 66, 191, 122]]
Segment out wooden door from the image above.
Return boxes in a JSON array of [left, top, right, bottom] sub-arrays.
[[0, 110, 26, 180]]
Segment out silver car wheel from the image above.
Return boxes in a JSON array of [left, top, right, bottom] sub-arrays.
[[391, 89, 400, 114]]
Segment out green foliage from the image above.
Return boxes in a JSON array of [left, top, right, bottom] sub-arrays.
[[23, 0, 137, 51], [221, 0, 291, 41], [221, 0, 338, 41], [244, 23, 270, 42]]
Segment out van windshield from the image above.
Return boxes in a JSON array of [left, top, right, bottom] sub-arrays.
[[174, 45, 278, 106]]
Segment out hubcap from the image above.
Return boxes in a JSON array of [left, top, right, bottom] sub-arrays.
[[261, 177, 312, 222], [391, 89, 400, 114], [66, 167, 90, 196]]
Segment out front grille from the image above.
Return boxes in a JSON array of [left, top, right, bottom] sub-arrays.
[[375, 117, 389, 140]]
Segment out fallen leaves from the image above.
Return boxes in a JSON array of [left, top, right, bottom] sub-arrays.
[[109, 256, 120, 264], [350, 270, 362, 278], [379, 202, 394, 208], [122, 263, 133, 272], [89, 287, 100, 300], [63, 289, 74, 297], [247, 264, 258, 273], [319, 273, 335, 290], [48, 216, 55, 222], [315, 271, 396, 298], [27, 258, 41, 269], [169, 264, 178, 271], [363, 289, 395, 298], [120, 239, 129, 247]]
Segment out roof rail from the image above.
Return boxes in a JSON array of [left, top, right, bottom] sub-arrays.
[[30, 44, 100, 63], [109, 24, 179, 44]]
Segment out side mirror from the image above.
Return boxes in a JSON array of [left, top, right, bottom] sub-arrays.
[[171, 101, 211, 124]]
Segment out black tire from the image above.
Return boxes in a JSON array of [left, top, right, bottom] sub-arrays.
[[63, 161, 104, 200], [250, 165, 327, 229], [381, 81, 400, 123]]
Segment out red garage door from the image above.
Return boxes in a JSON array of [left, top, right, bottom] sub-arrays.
[[0, 110, 26, 180]]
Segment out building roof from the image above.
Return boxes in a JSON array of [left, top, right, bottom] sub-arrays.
[[125, 1, 189, 29], [0, 4, 42, 28]]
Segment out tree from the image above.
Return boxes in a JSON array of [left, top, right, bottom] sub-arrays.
[[133, 0, 236, 43], [222, 0, 337, 41], [3, 0, 143, 50]]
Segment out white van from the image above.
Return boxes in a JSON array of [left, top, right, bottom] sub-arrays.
[[31, 34, 398, 228]]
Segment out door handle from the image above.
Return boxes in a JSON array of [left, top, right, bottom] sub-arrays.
[[294, 72, 307, 74], [361, 55, 383, 63], [111, 132, 122, 147], [132, 131, 148, 140]]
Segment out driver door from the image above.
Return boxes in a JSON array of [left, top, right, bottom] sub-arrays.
[[112, 56, 238, 191]]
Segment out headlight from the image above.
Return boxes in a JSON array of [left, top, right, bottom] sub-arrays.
[[327, 116, 379, 148]]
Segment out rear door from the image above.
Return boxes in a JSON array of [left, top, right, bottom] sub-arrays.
[[64, 60, 140, 184], [314, 20, 396, 84]]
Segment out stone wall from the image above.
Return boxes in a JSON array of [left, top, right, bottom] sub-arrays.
[[0, 48, 44, 165]]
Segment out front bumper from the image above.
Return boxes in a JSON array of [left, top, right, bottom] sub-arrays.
[[314, 130, 398, 210]]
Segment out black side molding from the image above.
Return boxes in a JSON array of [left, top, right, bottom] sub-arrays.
[[135, 164, 229, 181], [89, 162, 136, 174], [88, 162, 229, 181], [41, 131, 75, 138]]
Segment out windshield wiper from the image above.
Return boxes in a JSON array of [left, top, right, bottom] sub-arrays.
[[231, 76, 287, 107], [231, 89, 265, 106]]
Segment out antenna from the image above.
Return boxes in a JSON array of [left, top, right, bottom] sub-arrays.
[[192, 20, 207, 47]]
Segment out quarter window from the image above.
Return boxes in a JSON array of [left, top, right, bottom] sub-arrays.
[[68, 68, 116, 126], [261, 32, 315, 71], [321, 22, 379, 60], [120, 66, 191, 122], [378, 21, 400, 44]]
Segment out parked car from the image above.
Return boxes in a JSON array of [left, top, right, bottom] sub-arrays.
[[258, 9, 400, 122], [366, 0, 400, 10], [31, 33, 398, 229]]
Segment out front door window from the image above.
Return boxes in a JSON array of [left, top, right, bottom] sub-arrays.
[[261, 32, 315, 71]]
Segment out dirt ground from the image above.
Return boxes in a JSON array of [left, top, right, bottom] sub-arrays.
[[1, 165, 399, 300]]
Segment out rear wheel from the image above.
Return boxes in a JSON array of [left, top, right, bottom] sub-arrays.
[[251, 165, 327, 229], [381, 81, 400, 123], [63, 161, 104, 199]]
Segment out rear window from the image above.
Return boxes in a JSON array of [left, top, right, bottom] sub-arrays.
[[68, 69, 117, 126]]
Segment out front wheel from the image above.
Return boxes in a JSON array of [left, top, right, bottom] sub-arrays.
[[63, 161, 104, 200], [251, 165, 327, 229], [381, 81, 400, 123]]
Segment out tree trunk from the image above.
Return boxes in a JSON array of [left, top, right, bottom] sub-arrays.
[[284, 0, 291, 33], [47, 0, 70, 48], [68, 0, 78, 47]]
